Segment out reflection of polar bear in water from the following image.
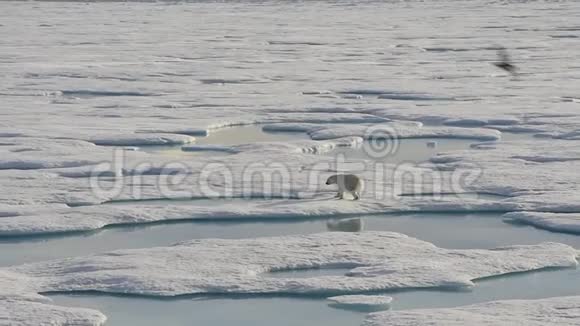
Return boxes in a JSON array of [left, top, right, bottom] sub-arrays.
[[325, 174, 363, 200], [326, 218, 364, 232]]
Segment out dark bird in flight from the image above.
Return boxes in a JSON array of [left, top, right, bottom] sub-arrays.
[[493, 47, 517, 75]]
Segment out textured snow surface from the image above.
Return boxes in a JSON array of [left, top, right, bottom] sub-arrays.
[[0, 133, 518, 235], [432, 139, 580, 204], [3, 0, 580, 324], [363, 296, 580, 326], [4, 137, 580, 235], [0, 196, 519, 236], [0, 271, 106, 326], [4, 132, 580, 236], [0, 299, 106, 326], [327, 295, 393, 312], [1, 232, 576, 323], [1, 0, 580, 234], [4, 232, 577, 296]]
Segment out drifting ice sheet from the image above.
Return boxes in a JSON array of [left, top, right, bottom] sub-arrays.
[[0, 299, 106, 326], [1, 232, 576, 324], [505, 212, 580, 234], [363, 296, 580, 326], [4, 232, 577, 296]]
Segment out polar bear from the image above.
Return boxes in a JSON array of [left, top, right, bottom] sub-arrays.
[[325, 174, 363, 200]]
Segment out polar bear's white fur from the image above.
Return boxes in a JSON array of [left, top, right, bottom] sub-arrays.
[[325, 174, 363, 200]]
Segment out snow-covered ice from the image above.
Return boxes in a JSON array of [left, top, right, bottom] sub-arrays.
[[3, 0, 580, 324], [3, 125, 580, 237], [0, 232, 577, 324], [0, 298, 106, 326], [505, 212, 580, 235], [0, 270, 106, 326], [4, 232, 577, 296], [363, 296, 580, 326], [0, 195, 515, 236], [2, 138, 580, 235], [431, 139, 580, 201]]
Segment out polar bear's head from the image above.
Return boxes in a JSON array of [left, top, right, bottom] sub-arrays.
[[326, 174, 338, 185]]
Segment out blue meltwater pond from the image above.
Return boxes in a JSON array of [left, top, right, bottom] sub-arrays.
[[134, 125, 311, 156], [4, 211, 580, 266]]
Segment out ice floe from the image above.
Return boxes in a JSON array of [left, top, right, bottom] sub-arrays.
[[0, 197, 509, 236], [0, 232, 576, 323], [4, 232, 577, 296], [0, 299, 106, 326], [505, 212, 580, 235], [1, 129, 579, 236], [0, 270, 107, 326], [363, 296, 580, 326], [0, 204, 68, 218], [3, 0, 580, 323], [1, 141, 576, 236], [431, 139, 580, 202], [0, 138, 114, 170]]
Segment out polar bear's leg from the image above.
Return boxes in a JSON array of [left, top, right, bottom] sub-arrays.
[[335, 192, 344, 199], [352, 192, 360, 200]]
